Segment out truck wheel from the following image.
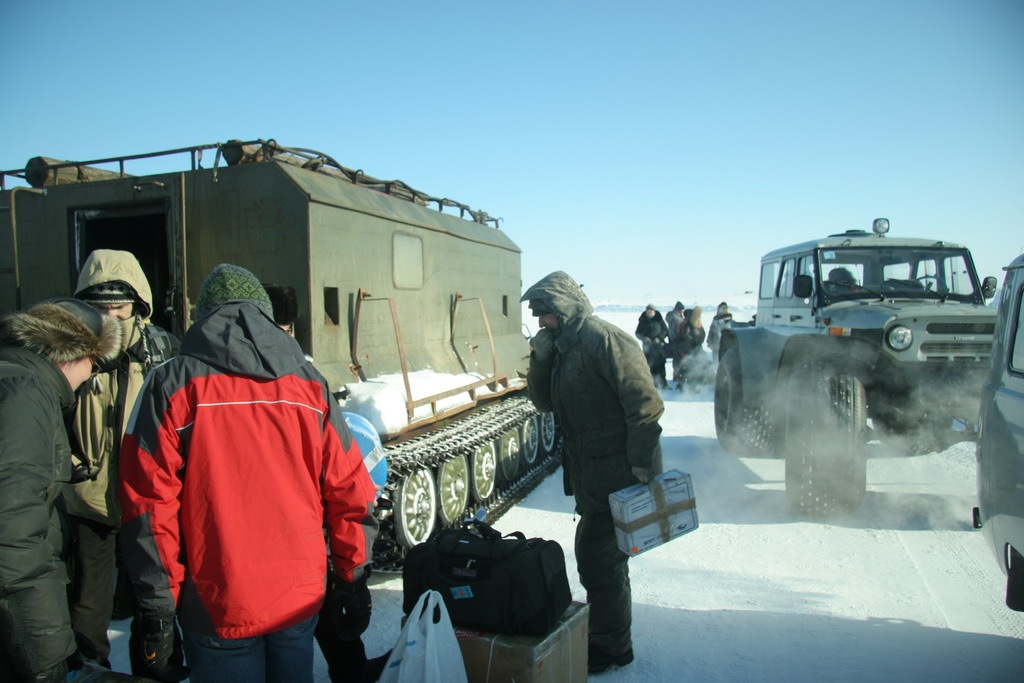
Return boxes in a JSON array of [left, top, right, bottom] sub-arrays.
[[539, 412, 559, 456], [784, 368, 867, 517], [435, 455, 469, 527], [714, 347, 772, 455], [498, 429, 521, 483], [470, 440, 497, 502], [521, 415, 541, 466], [394, 467, 437, 548]]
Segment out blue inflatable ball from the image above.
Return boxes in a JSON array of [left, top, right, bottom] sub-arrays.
[[343, 412, 388, 494]]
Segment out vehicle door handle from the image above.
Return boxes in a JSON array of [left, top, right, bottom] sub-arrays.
[[790, 314, 803, 321]]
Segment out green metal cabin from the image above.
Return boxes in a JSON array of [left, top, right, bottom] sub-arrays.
[[1, 140, 559, 558]]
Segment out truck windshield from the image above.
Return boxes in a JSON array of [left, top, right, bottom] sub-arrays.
[[818, 246, 981, 304]]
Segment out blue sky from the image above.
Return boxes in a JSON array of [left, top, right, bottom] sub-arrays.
[[2, 1, 1021, 304]]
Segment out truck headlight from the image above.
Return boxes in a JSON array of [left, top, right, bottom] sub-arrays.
[[887, 325, 912, 351]]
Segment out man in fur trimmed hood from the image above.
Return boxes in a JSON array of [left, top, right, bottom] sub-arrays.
[[521, 271, 664, 674], [0, 299, 120, 682]]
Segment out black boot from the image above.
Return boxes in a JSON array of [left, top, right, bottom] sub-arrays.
[[588, 645, 634, 674]]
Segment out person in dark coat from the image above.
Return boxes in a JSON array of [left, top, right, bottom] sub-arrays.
[[706, 302, 733, 363], [522, 271, 664, 674], [676, 306, 710, 390], [634, 304, 670, 389], [0, 299, 120, 683], [665, 302, 687, 383]]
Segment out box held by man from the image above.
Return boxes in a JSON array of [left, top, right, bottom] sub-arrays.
[[609, 469, 698, 556]]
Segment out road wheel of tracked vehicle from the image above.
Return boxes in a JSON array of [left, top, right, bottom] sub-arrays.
[[521, 415, 541, 466], [714, 347, 773, 456], [498, 429, 521, 484], [435, 454, 469, 527], [470, 440, 498, 503], [393, 467, 437, 548], [784, 366, 867, 517], [539, 412, 559, 456]]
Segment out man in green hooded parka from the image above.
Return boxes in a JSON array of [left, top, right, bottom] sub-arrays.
[[521, 271, 664, 674]]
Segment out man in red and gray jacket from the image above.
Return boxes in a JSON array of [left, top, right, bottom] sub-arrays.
[[119, 264, 379, 683]]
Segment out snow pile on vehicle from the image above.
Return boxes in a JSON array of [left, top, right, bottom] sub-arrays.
[[339, 370, 524, 436]]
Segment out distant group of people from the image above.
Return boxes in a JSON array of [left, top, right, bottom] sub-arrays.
[[633, 301, 733, 390], [1, 252, 380, 683]]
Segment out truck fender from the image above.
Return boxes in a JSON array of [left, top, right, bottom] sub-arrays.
[[727, 325, 789, 406]]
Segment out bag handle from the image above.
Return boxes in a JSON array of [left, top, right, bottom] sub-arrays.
[[463, 519, 527, 542], [433, 520, 530, 558]]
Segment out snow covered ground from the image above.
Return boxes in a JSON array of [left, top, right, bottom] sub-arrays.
[[107, 302, 1024, 681]]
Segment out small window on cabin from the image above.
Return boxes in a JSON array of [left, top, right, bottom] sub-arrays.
[[798, 255, 814, 278], [502, 295, 509, 317], [324, 287, 340, 326], [393, 233, 424, 289], [1011, 284, 1024, 373], [759, 262, 778, 300], [777, 259, 795, 298]]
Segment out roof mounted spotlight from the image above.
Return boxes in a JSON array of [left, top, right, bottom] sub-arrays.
[[872, 218, 890, 236]]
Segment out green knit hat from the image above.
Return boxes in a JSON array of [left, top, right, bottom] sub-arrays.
[[195, 264, 273, 319]]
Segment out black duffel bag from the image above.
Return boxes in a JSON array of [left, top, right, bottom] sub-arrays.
[[402, 520, 572, 636]]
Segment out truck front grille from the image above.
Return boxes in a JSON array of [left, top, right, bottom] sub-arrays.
[[920, 341, 992, 361], [926, 322, 995, 335]]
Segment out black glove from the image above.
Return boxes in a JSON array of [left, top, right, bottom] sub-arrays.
[[328, 570, 373, 641], [130, 614, 190, 682], [27, 660, 66, 683]]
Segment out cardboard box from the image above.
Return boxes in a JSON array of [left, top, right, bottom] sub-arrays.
[[608, 469, 698, 556], [455, 601, 588, 683]]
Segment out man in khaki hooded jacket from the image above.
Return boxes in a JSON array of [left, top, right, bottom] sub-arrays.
[[66, 249, 177, 666]]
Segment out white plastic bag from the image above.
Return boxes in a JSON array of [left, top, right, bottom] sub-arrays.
[[379, 589, 468, 683]]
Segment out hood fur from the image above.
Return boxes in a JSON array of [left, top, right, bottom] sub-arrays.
[[1, 299, 122, 365]]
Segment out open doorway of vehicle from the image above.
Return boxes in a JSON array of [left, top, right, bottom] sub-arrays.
[[73, 203, 177, 333]]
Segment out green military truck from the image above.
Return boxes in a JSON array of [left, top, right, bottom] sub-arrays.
[[714, 218, 998, 516], [0, 139, 559, 565]]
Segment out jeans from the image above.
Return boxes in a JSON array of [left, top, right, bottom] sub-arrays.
[[183, 613, 318, 683]]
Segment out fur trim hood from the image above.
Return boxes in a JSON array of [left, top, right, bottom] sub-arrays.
[[0, 298, 122, 364]]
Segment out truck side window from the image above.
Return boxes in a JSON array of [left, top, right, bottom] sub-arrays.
[[1012, 284, 1024, 373], [760, 262, 778, 301], [777, 259, 795, 298], [393, 233, 424, 289]]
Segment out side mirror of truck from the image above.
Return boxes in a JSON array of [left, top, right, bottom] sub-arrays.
[[982, 276, 997, 300], [793, 274, 813, 299]]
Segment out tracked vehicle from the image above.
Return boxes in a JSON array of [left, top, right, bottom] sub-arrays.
[[715, 218, 997, 517], [0, 139, 560, 567]]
